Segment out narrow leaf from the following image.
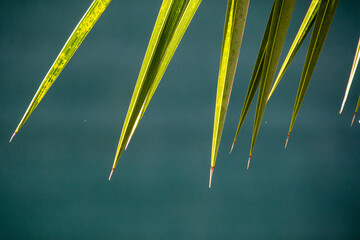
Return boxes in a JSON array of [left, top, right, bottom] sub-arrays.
[[110, 0, 202, 177], [10, 0, 112, 141], [340, 36, 360, 114], [287, 0, 339, 146], [248, 0, 295, 168], [267, 0, 320, 101], [230, 4, 274, 153], [210, 0, 249, 187]]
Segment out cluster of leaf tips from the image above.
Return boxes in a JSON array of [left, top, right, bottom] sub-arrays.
[[11, 0, 359, 188]]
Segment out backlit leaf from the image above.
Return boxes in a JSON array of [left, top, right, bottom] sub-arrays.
[[10, 0, 112, 142], [110, 0, 202, 179], [248, 0, 295, 168], [267, 0, 320, 101], [339, 36, 360, 114], [286, 0, 339, 147], [210, 0, 249, 188], [230, 4, 274, 153]]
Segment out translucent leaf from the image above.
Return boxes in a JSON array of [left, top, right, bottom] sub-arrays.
[[210, 0, 249, 188], [230, 4, 274, 153], [10, 0, 112, 142], [267, 0, 320, 101], [339, 37, 360, 114], [110, 0, 202, 178], [286, 0, 339, 147], [248, 0, 295, 168]]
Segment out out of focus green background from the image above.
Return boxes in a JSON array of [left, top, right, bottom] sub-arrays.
[[1, 0, 359, 239]]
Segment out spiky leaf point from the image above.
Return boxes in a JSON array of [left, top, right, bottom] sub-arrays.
[[339, 37, 360, 114]]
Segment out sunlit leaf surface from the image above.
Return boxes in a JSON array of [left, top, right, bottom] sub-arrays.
[[340, 37, 360, 114], [110, 0, 202, 179], [267, 0, 320, 101], [10, 0, 112, 142], [10, 0, 343, 187], [209, 0, 249, 188]]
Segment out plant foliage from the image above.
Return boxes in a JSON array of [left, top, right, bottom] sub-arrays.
[[11, 0, 348, 187]]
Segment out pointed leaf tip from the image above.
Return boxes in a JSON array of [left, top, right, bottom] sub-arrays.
[[351, 114, 356, 126], [209, 166, 214, 189], [108, 168, 114, 181], [9, 131, 17, 143], [285, 131, 291, 149], [229, 141, 235, 155], [247, 155, 251, 170], [340, 37, 360, 114]]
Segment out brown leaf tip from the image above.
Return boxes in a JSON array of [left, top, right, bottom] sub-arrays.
[[247, 154, 251, 170], [108, 168, 114, 181], [285, 131, 291, 149], [229, 141, 235, 155], [9, 131, 17, 143], [351, 112, 357, 127], [209, 166, 214, 189]]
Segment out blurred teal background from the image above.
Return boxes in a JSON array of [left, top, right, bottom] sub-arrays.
[[1, 0, 360, 239]]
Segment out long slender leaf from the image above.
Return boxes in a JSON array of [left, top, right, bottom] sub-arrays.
[[209, 0, 249, 188], [351, 96, 360, 126], [339, 36, 360, 114], [286, 0, 339, 147], [10, 0, 112, 142], [248, 0, 295, 168], [230, 4, 274, 153], [267, 0, 320, 101], [109, 0, 202, 179]]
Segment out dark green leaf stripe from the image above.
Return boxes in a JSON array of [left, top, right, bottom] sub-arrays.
[[287, 0, 339, 145]]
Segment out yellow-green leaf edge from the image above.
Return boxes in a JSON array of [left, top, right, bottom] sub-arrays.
[[267, 0, 320, 101], [210, 0, 249, 183], [110, 0, 202, 176], [287, 0, 339, 146], [10, 0, 112, 141]]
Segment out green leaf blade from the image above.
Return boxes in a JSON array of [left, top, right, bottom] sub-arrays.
[[340, 36, 360, 114], [111, 0, 202, 174], [211, 0, 249, 170], [248, 0, 296, 167], [112, 0, 175, 164], [11, 0, 112, 140], [231, 4, 275, 152], [267, 0, 320, 101], [288, 0, 339, 141]]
